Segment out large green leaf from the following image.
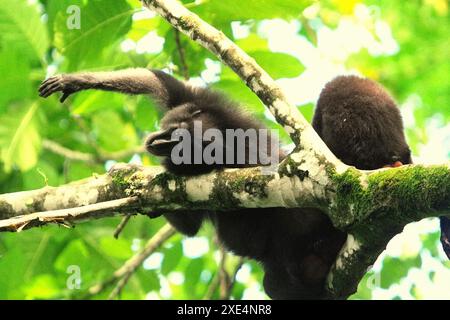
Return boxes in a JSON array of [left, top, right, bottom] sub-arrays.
[[92, 110, 138, 152], [0, 48, 32, 107], [71, 90, 126, 115], [194, 0, 313, 23], [0, 103, 41, 172], [53, 0, 133, 70], [250, 51, 304, 79], [0, 0, 49, 60]]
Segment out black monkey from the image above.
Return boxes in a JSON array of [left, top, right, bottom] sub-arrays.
[[39, 69, 445, 299], [315, 76, 450, 260], [313, 75, 412, 170]]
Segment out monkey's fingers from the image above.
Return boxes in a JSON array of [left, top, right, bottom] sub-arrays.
[[39, 81, 63, 98], [38, 76, 60, 94]]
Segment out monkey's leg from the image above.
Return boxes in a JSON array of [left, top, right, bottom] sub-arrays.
[[440, 216, 450, 259], [38, 68, 173, 103], [164, 211, 205, 236]]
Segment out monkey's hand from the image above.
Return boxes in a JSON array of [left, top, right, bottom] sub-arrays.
[[38, 74, 81, 103]]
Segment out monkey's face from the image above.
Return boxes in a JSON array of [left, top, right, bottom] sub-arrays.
[[145, 103, 225, 174], [145, 102, 278, 175], [146, 104, 197, 156]]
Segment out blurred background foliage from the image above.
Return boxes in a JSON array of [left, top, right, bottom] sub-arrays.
[[0, 0, 448, 299]]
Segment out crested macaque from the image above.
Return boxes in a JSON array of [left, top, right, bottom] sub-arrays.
[[39, 68, 447, 299]]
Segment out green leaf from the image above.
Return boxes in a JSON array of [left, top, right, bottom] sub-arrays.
[[250, 51, 304, 79], [0, 0, 49, 60], [0, 247, 27, 299], [99, 237, 133, 260], [184, 258, 204, 294], [299, 103, 314, 123], [236, 34, 269, 52], [66, 161, 102, 182], [92, 110, 138, 152], [22, 160, 60, 190], [420, 230, 441, 258], [0, 49, 32, 107], [212, 77, 265, 114], [22, 274, 60, 299], [134, 97, 161, 131], [163, 28, 213, 77], [0, 103, 41, 172], [194, 0, 313, 23], [136, 269, 161, 293], [161, 242, 183, 275], [54, 239, 91, 273], [71, 90, 126, 115], [53, 0, 133, 70]]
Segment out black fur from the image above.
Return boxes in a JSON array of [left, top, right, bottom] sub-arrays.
[[40, 69, 443, 299], [314, 75, 411, 170]]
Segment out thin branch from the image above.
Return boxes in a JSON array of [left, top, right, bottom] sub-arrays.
[[174, 30, 189, 80], [107, 268, 134, 300], [223, 257, 245, 299], [85, 224, 176, 298], [101, 146, 146, 161], [203, 270, 221, 300], [43, 139, 145, 163], [0, 197, 140, 232], [42, 139, 94, 162], [203, 250, 245, 300], [113, 213, 134, 239], [217, 246, 230, 299], [204, 240, 228, 300]]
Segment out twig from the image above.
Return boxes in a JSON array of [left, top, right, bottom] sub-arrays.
[[203, 271, 221, 300], [204, 237, 230, 300], [101, 146, 146, 161], [204, 244, 228, 300], [107, 269, 134, 300], [174, 30, 189, 80], [42, 140, 94, 162], [86, 224, 176, 298], [113, 213, 134, 239], [218, 247, 230, 299], [223, 257, 245, 299], [43, 139, 145, 163], [0, 197, 140, 232], [203, 248, 245, 300]]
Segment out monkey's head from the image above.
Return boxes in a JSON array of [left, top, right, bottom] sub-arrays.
[[313, 75, 412, 170], [145, 94, 277, 175]]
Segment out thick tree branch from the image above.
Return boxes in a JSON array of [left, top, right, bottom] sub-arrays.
[[0, 161, 448, 298]]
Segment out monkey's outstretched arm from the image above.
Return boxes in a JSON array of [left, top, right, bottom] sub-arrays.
[[38, 68, 189, 107]]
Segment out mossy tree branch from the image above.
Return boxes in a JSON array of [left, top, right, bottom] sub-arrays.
[[1, 160, 449, 299]]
